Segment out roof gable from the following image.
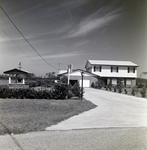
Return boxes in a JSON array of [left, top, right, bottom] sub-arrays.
[[4, 68, 32, 75], [58, 69, 100, 78]]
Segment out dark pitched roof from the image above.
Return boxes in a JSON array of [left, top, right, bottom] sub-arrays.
[[4, 68, 32, 75]]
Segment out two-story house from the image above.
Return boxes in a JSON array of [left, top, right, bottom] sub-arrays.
[[85, 60, 139, 87]]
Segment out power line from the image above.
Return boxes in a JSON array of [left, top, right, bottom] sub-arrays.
[[0, 5, 58, 70], [0, 26, 47, 72]]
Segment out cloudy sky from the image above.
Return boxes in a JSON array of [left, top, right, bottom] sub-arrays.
[[0, 0, 146, 77]]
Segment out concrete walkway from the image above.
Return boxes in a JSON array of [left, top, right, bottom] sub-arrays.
[[46, 88, 147, 130], [1, 128, 147, 150]]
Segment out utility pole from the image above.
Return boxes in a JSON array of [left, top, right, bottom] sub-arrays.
[[81, 72, 84, 100], [58, 63, 60, 72]]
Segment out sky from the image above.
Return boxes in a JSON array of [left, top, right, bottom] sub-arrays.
[[0, 0, 147, 77]]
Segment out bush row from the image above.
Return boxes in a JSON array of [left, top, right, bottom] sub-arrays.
[[0, 82, 81, 99], [91, 82, 147, 98]]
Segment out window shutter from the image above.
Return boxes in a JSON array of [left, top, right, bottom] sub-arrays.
[[94, 66, 96, 72], [128, 67, 130, 73], [133, 67, 135, 73], [99, 66, 101, 72], [111, 67, 113, 72], [116, 67, 118, 73]]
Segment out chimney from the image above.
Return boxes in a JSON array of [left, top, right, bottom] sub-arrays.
[[67, 64, 73, 73]]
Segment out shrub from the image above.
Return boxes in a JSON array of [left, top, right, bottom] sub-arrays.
[[106, 86, 108, 91], [124, 89, 127, 94], [131, 88, 135, 96], [0, 87, 51, 99], [72, 82, 80, 97], [91, 82, 95, 88], [114, 87, 116, 92], [140, 86, 146, 98], [108, 83, 112, 91], [50, 83, 68, 99], [97, 80, 104, 89], [116, 79, 124, 93]]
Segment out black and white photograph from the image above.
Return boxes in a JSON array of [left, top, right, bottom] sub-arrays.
[[0, 0, 147, 149]]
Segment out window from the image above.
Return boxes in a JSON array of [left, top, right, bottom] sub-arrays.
[[111, 66, 119, 73], [128, 67, 135, 73], [93, 65, 101, 72]]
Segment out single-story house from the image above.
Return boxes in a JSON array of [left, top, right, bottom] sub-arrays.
[[4, 68, 32, 88], [58, 65, 100, 87]]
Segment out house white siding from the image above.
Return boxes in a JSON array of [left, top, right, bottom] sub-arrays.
[[92, 66, 137, 78], [85, 60, 138, 87]]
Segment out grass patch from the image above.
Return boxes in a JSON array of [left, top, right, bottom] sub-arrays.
[[0, 98, 96, 135]]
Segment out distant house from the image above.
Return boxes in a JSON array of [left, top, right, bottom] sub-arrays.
[[4, 68, 32, 89], [85, 60, 139, 87], [58, 65, 99, 88]]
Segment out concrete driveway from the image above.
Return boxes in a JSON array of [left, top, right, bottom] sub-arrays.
[[46, 88, 147, 130]]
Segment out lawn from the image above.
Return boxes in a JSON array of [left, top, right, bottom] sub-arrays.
[[0, 98, 97, 135]]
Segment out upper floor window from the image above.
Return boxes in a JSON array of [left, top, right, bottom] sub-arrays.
[[111, 66, 118, 73], [128, 67, 135, 73], [94, 65, 101, 72]]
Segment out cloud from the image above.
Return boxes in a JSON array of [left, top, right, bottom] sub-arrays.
[[72, 40, 89, 48], [44, 52, 80, 59], [32, 51, 82, 60], [68, 10, 121, 37], [61, 0, 90, 8]]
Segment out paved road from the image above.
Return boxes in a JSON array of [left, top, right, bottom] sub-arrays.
[[0, 128, 147, 150], [46, 88, 147, 130]]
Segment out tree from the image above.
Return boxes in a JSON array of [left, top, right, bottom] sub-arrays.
[[46, 72, 56, 85]]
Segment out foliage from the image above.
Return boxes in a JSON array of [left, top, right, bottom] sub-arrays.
[[50, 83, 68, 99], [108, 83, 112, 91], [46, 72, 56, 86], [60, 76, 68, 84], [91, 79, 104, 89], [91, 82, 95, 88], [114, 86, 117, 92], [131, 88, 135, 96], [71, 82, 81, 97], [0, 76, 82, 99], [140, 86, 146, 98], [0, 86, 51, 99], [116, 78, 124, 93], [96, 79, 104, 89], [124, 89, 127, 94], [136, 78, 147, 88]]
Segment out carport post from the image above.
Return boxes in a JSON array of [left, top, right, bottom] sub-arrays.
[[81, 72, 84, 100]]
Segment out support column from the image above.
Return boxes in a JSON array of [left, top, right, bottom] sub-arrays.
[[22, 78, 25, 84], [9, 76, 11, 84]]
